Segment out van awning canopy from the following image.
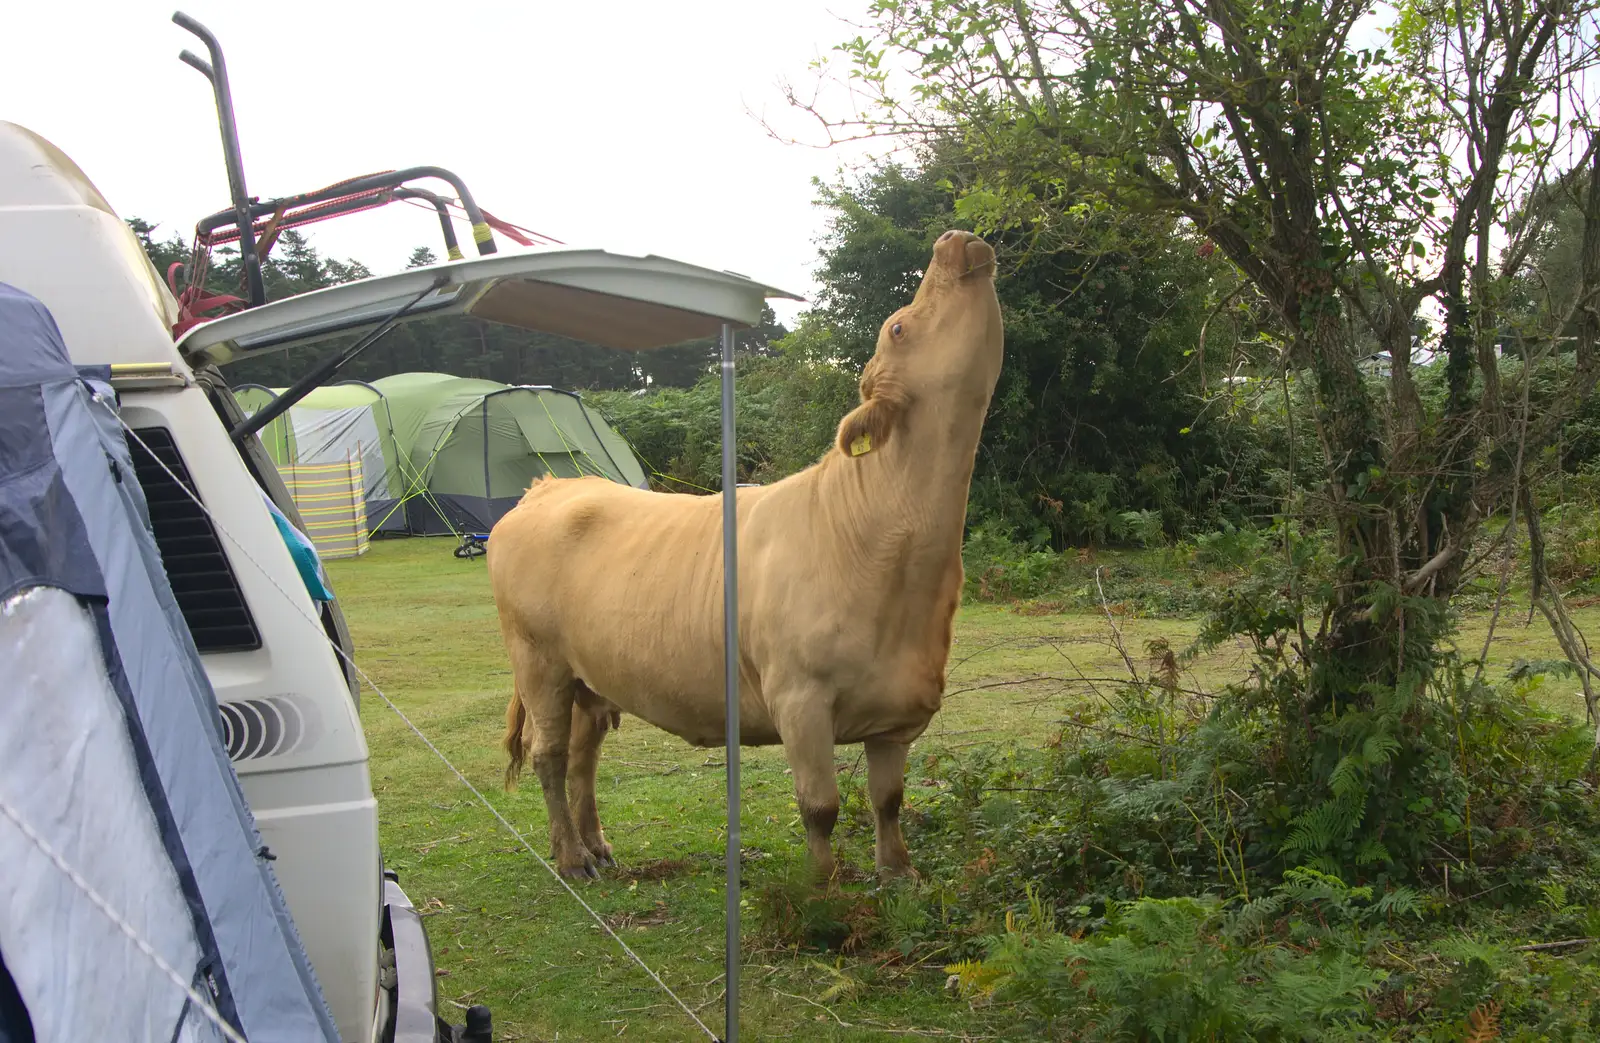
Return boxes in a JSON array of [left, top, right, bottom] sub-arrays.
[[175, 248, 802, 365]]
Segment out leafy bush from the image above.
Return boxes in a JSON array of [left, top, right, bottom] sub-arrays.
[[909, 660, 1600, 1030], [1187, 521, 1274, 570], [585, 343, 858, 492], [1540, 501, 1600, 594], [960, 521, 1074, 601], [960, 524, 1215, 615], [949, 872, 1396, 1040], [752, 862, 882, 954], [746, 629, 1600, 1038]]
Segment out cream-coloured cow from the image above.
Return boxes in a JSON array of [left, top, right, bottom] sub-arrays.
[[489, 229, 1004, 879]]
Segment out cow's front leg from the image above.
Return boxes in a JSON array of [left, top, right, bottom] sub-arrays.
[[775, 702, 839, 880], [865, 738, 913, 877]]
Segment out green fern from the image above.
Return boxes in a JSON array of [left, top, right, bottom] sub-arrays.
[[1354, 838, 1393, 866], [1329, 753, 1364, 798], [1283, 797, 1365, 859], [812, 958, 865, 1003], [1361, 731, 1401, 766], [1540, 881, 1572, 915], [1373, 887, 1423, 921], [968, 879, 1388, 1040], [1282, 802, 1338, 855]]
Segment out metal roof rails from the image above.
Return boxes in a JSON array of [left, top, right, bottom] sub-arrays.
[[170, 11, 544, 326]]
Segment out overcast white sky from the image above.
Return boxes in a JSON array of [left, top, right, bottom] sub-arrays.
[[2, 1, 888, 325]]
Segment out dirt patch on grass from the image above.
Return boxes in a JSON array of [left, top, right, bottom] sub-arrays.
[[623, 857, 693, 881], [603, 901, 673, 930]]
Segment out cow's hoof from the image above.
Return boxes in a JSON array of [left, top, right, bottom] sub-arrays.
[[558, 860, 600, 881], [877, 863, 919, 882], [585, 838, 614, 870]]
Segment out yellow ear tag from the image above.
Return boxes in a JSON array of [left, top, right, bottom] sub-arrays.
[[850, 432, 873, 457]]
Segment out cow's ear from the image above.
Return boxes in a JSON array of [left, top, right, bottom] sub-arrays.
[[836, 361, 906, 458], [836, 397, 895, 457]]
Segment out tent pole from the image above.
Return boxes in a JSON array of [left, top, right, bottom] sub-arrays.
[[481, 396, 493, 534], [719, 322, 740, 1043]]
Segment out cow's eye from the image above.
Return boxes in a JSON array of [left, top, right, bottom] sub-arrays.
[[891, 322, 903, 337]]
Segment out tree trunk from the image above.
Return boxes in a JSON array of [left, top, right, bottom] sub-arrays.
[[1300, 299, 1401, 708]]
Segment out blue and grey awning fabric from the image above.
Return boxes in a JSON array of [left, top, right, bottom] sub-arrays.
[[0, 282, 338, 1043]]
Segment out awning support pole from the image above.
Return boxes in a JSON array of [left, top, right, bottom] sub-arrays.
[[720, 323, 740, 1043]]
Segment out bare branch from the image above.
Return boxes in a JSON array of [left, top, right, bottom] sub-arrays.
[[1010, 0, 1059, 119]]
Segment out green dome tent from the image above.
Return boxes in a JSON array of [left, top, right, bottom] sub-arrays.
[[234, 373, 648, 537], [371, 372, 647, 535], [234, 380, 406, 537]]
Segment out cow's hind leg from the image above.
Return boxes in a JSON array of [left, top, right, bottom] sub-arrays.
[[775, 700, 839, 880], [567, 686, 618, 867], [506, 639, 598, 880], [865, 738, 913, 877]]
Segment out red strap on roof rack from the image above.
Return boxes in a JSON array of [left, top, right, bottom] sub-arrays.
[[479, 210, 535, 247], [203, 188, 396, 247], [168, 262, 247, 338], [480, 208, 562, 246]]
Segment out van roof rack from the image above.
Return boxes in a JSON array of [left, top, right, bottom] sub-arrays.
[[170, 11, 557, 335]]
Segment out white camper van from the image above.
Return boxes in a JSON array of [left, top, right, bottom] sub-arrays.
[[0, 119, 458, 1043]]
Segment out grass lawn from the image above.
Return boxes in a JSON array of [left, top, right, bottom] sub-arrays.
[[326, 539, 1598, 1042]]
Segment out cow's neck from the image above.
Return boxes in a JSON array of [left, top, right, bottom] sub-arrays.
[[818, 387, 988, 563]]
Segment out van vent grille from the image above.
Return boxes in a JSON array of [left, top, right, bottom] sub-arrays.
[[128, 426, 262, 653]]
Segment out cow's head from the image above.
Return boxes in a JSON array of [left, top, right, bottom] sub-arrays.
[[836, 230, 1002, 457]]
